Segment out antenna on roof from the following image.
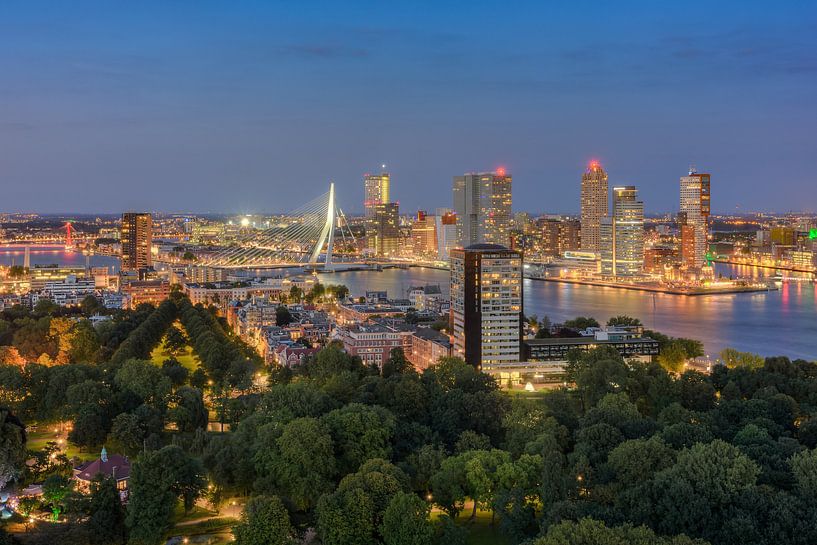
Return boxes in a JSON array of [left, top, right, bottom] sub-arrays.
[[688, 164, 697, 175]]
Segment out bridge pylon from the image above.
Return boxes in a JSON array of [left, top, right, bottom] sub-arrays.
[[309, 182, 335, 268]]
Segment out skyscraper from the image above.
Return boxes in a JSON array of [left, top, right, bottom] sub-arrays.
[[435, 209, 458, 261], [410, 211, 437, 257], [580, 161, 609, 254], [600, 186, 644, 277], [450, 244, 522, 370], [364, 170, 390, 217], [121, 212, 153, 272], [452, 169, 512, 247], [679, 169, 711, 269], [371, 202, 400, 257]]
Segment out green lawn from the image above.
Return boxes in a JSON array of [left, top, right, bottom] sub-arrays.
[[431, 506, 512, 545], [26, 427, 90, 461], [460, 510, 512, 545], [151, 342, 200, 371]]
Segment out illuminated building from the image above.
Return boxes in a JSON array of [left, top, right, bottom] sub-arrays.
[[538, 218, 581, 257], [450, 244, 522, 370], [371, 202, 400, 257], [452, 169, 513, 247], [410, 211, 438, 256], [364, 170, 390, 217], [435, 209, 458, 261], [121, 280, 170, 309], [600, 186, 644, 277], [770, 226, 796, 246], [121, 213, 153, 272], [644, 246, 678, 274], [679, 169, 711, 269], [580, 161, 608, 254]]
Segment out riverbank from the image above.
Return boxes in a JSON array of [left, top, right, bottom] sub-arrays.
[[528, 276, 777, 296]]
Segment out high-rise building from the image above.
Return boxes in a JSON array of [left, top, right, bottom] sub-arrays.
[[371, 202, 400, 257], [411, 211, 437, 257], [450, 244, 522, 370], [580, 161, 609, 254], [435, 209, 458, 261], [452, 169, 512, 247], [679, 169, 711, 269], [121, 212, 153, 272], [537, 218, 581, 257], [600, 186, 644, 277], [559, 219, 582, 254], [364, 170, 390, 217]]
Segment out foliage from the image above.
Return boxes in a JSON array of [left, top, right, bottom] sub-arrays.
[[720, 348, 765, 369], [0, 407, 27, 490], [233, 495, 294, 545]]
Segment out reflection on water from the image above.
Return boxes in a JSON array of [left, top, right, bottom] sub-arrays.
[[0, 247, 120, 272], [323, 265, 816, 361]]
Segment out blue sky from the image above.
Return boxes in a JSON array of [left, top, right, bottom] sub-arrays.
[[0, 0, 815, 214]]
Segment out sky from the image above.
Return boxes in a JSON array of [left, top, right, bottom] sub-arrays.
[[1, 0, 816, 215]]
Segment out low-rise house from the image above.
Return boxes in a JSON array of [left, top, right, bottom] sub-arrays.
[[73, 447, 130, 498]]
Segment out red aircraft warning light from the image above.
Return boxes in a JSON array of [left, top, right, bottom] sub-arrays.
[[496, 166, 506, 176]]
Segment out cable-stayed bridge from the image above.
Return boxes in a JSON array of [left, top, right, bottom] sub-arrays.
[[202, 183, 358, 268]]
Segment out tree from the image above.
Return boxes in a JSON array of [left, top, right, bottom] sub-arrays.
[[262, 417, 336, 510], [80, 295, 104, 317], [163, 326, 188, 355], [790, 448, 817, 499], [288, 285, 303, 303], [69, 404, 110, 450], [563, 316, 600, 330], [317, 460, 408, 545], [0, 407, 27, 490], [127, 445, 206, 544], [316, 486, 375, 545], [275, 306, 294, 327], [109, 413, 146, 457], [114, 359, 172, 409], [322, 403, 396, 475], [381, 492, 434, 545], [68, 320, 101, 363], [382, 347, 412, 378], [42, 474, 73, 521], [168, 386, 208, 432], [658, 341, 688, 374], [0, 346, 26, 366], [720, 348, 764, 369], [607, 315, 642, 327], [534, 518, 710, 545], [161, 358, 189, 387], [233, 495, 294, 545], [86, 475, 126, 545]]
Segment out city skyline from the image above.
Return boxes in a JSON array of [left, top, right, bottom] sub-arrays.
[[1, 1, 816, 214]]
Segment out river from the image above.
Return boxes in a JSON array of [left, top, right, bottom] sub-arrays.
[[1, 247, 813, 360], [0, 246, 120, 272], [322, 265, 817, 361]]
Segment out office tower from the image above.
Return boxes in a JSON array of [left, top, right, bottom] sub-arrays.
[[580, 160, 609, 254], [452, 169, 513, 247], [372, 202, 400, 257], [600, 186, 644, 277], [559, 219, 582, 253], [435, 209, 458, 261], [364, 170, 390, 218], [121, 212, 153, 271], [679, 168, 711, 269], [538, 218, 582, 257], [450, 244, 523, 370], [411, 211, 437, 257]]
